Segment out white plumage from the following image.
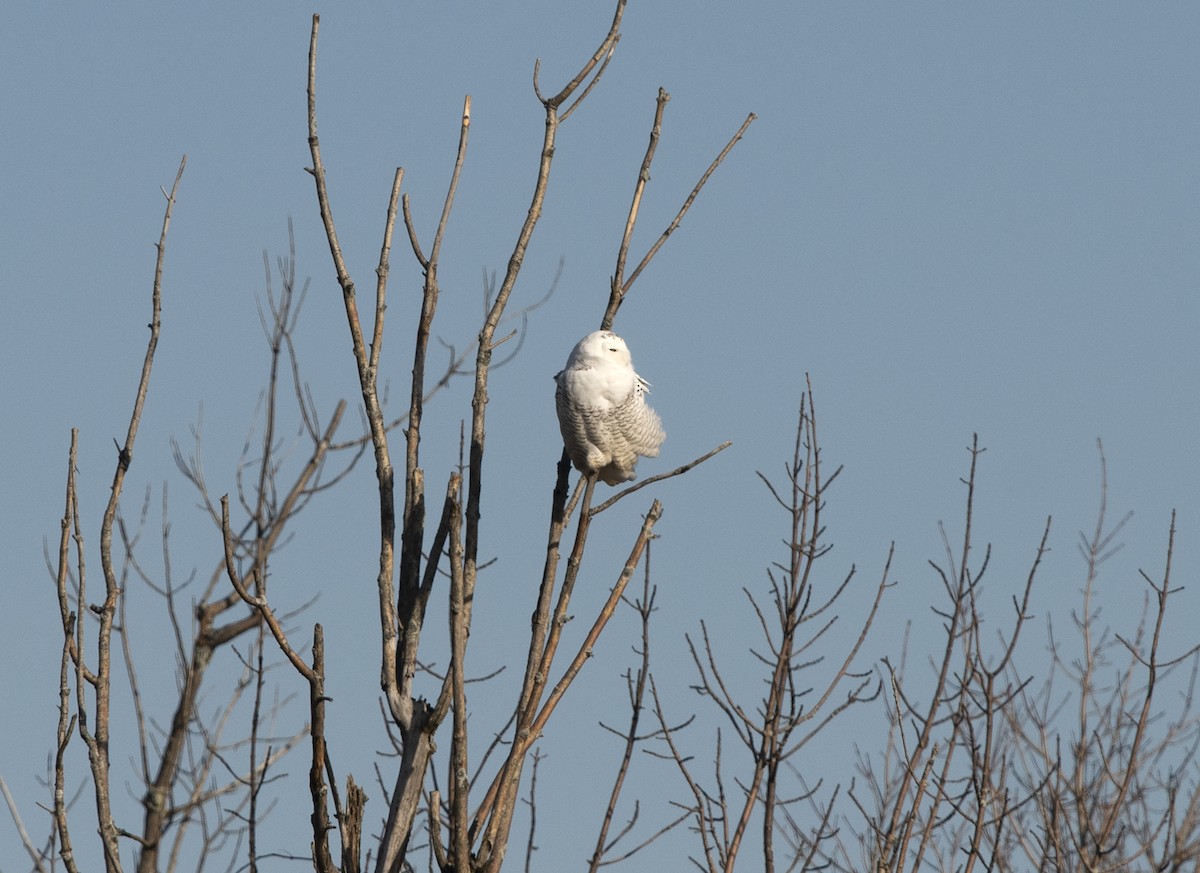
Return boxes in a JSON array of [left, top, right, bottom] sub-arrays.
[[555, 330, 666, 485]]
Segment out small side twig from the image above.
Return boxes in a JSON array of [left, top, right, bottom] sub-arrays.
[[590, 441, 732, 515]]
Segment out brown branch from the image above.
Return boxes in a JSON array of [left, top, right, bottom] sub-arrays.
[[881, 440, 985, 855], [668, 384, 893, 871], [305, 13, 405, 730], [52, 430, 82, 873], [372, 168, 404, 376], [602, 111, 756, 329], [450, 7, 630, 865], [522, 750, 545, 873], [398, 94, 472, 738], [246, 620, 266, 870], [115, 494, 162, 784], [220, 498, 313, 683], [341, 775, 368, 873], [1093, 510, 1177, 856], [81, 154, 185, 873], [651, 679, 720, 873], [587, 546, 680, 870], [610, 87, 669, 309], [446, 472, 471, 869], [476, 492, 666, 872], [463, 7, 625, 678], [469, 474, 597, 852], [538, 0, 626, 112], [528, 500, 662, 751], [309, 625, 337, 873], [510, 453, 575, 725], [591, 440, 732, 515]]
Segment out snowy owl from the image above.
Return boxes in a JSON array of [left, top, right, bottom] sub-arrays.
[[555, 330, 665, 485]]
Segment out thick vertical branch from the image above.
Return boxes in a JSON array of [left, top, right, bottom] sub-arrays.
[[306, 34, 470, 873], [373, 712, 435, 873], [446, 473, 471, 869], [53, 430, 82, 873], [306, 13, 405, 725], [513, 457, 575, 726], [526, 500, 661, 751], [303, 84, 465, 873], [432, 8, 626, 865], [470, 476, 595, 851], [340, 776, 368, 873], [463, 0, 626, 631], [81, 155, 185, 873], [310, 625, 337, 873], [398, 94, 471, 716], [527, 478, 598, 728], [135, 607, 241, 873], [475, 493, 664, 873]]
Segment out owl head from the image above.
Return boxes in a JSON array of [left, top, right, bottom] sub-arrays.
[[567, 330, 632, 369]]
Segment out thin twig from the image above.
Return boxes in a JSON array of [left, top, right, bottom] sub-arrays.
[[591, 441, 731, 515]]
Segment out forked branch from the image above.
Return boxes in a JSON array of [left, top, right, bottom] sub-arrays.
[[602, 101, 757, 330]]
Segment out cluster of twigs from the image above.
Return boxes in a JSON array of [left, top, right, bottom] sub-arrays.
[[636, 384, 891, 873], [592, 421, 1198, 873], [799, 441, 1200, 873]]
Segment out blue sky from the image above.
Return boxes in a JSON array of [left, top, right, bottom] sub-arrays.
[[2, 3, 1198, 869]]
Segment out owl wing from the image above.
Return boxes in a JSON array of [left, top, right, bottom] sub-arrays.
[[618, 377, 665, 459]]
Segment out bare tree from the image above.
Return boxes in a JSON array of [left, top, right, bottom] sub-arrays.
[[840, 435, 1047, 873], [653, 384, 891, 873], [299, 4, 743, 869], [23, 5, 753, 872], [820, 441, 1196, 873], [1003, 445, 1200, 871], [635, 422, 1196, 873], [46, 182, 356, 873], [11, 7, 1197, 873]]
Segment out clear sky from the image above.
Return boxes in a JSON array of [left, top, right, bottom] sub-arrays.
[[2, 3, 1198, 869]]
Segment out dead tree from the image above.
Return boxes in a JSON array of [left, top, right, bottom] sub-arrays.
[[655, 384, 891, 873], [1004, 445, 1200, 871], [841, 441, 1197, 873], [299, 4, 746, 869], [846, 436, 1046, 873], [30, 4, 753, 871]]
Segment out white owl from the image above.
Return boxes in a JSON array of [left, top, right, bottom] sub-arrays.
[[555, 330, 666, 485]]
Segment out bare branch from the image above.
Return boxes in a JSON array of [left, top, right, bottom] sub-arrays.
[[603, 111, 757, 328]]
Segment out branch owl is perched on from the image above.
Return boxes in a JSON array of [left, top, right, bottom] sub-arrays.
[[555, 330, 666, 485]]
